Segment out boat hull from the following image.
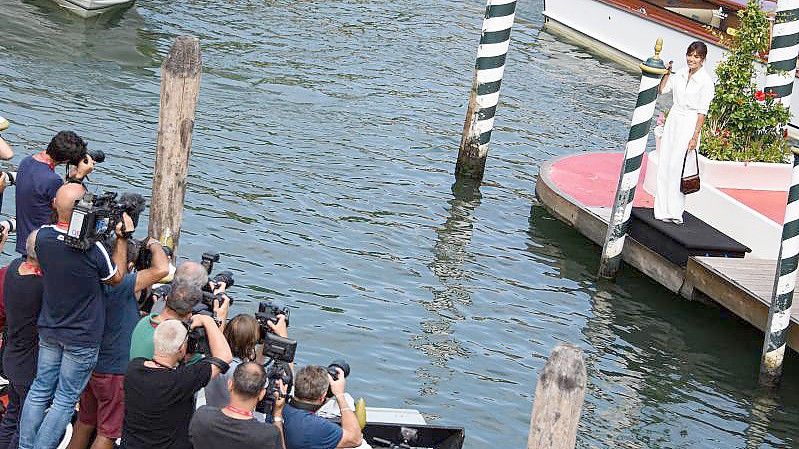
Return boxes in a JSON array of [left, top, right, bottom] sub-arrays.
[[52, 0, 134, 18], [543, 0, 799, 128]]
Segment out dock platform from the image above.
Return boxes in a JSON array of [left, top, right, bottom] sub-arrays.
[[536, 152, 799, 352]]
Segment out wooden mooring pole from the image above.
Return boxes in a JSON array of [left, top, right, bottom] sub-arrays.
[[597, 38, 667, 279], [527, 344, 586, 449], [149, 36, 202, 256], [455, 0, 517, 182]]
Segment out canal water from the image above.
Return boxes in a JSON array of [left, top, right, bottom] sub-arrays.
[[1, 0, 798, 447]]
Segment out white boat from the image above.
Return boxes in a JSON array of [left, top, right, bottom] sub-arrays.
[[541, 0, 799, 128], [52, 0, 134, 18]]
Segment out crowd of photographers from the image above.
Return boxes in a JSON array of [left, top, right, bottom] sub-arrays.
[[0, 130, 364, 449]]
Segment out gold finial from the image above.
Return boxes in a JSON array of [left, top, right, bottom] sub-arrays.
[[640, 37, 668, 75]]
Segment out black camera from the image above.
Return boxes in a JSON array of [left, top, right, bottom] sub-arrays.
[[256, 360, 293, 416], [254, 301, 290, 338], [200, 252, 220, 274], [325, 360, 350, 398], [186, 325, 210, 355], [70, 149, 105, 166]]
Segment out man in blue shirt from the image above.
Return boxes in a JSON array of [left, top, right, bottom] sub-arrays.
[[18, 183, 130, 449], [67, 236, 169, 449], [280, 365, 363, 449], [14, 131, 94, 255]]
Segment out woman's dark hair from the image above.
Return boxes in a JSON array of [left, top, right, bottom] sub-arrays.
[[686, 41, 708, 60], [46, 131, 87, 164], [224, 314, 260, 361]]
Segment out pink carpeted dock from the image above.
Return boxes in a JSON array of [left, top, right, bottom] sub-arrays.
[[536, 151, 799, 352], [548, 152, 787, 223]]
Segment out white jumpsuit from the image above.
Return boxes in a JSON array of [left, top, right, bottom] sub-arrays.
[[654, 66, 714, 222]]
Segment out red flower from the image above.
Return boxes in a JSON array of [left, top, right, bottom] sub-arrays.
[[755, 90, 766, 101], [784, 128, 789, 138]]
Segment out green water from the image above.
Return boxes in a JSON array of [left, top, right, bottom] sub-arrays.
[[0, 0, 798, 447]]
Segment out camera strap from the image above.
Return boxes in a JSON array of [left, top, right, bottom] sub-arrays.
[[206, 356, 230, 374], [289, 397, 323, 413]]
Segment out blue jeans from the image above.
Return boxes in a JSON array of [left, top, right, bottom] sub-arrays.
[[18, 337, 99, 449]]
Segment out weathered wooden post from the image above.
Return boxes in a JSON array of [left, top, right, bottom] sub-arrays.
[[527, 344, 586, 449], [598, 38, 668, 279], [759, 1, 799, 385], [455, 0, 517, 181], [149, 36, 202, 256]]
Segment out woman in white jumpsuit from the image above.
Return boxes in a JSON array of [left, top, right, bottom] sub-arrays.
[[655, 41, 715, 224]]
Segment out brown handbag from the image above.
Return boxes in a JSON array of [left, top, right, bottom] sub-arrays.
[[681, 150, 700, 195]]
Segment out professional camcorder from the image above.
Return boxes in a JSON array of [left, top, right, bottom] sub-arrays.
[[65, 192, 145, 251], [254, 301, 290, 335], [192, 252, 236, 315], [256, 332, 297, 415]]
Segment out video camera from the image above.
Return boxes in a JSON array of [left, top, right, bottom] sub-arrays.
[[192, 252, 236, 315], [256, 333, 297, 416], [254, 301, 290, 336], [65, 192, 145, 251]]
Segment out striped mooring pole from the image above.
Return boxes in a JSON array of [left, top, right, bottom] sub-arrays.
[[759, 0, 799, 386], [455, 0, 517, 181], [597, 38, 668, 279], [761, 147, 799, 385], [765, 0, 799, 106]]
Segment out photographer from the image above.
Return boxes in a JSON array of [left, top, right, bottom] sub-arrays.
[[204, 313, 288, 421], [0, 230, 42, 449], [190, 362, 286, 449], [282, 366, 363, 449], [18, 183, 128, 449], [67, 236, 169, 449], [122, 316, 232, 449], [129, 261, 230, 360], [150, 260, 229, 316], [14, 131, 95, 255]]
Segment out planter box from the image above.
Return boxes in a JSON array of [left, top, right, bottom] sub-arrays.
[[643, 150, 790, 259]]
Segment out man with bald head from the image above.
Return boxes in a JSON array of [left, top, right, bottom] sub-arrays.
[[18, 183, 130, 449]]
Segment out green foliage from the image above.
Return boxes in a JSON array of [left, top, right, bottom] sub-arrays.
[[701, 0, 790, 163]]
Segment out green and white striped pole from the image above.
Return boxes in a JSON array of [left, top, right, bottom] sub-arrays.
[[598, 39, 668, 279], [765, 0, 799, 105], [760, 146, 799, 385], [759, 0, 799, 386], [456, 0, 517, 181]]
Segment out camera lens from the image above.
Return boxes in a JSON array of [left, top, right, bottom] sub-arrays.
[[88, 149, 105, 164], [328, 360, 350, 379]]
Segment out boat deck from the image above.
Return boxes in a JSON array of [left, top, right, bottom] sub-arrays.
[[536, 152, 799, 352]]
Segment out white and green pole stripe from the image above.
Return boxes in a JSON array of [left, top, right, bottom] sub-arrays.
[[598, 39, 668, 279], [760, 147, 799, 385], [765, 0, 799, 105], [759, 0, 799, 385], [456, 0, 517, 181]]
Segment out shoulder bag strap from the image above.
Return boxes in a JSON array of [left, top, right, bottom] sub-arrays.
[[682, 150, 699, 176]]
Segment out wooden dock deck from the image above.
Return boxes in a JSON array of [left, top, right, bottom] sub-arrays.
[[536, 155, 799, 352]]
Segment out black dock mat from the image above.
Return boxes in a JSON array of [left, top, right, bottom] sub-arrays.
[[629, 207, 751, 267]]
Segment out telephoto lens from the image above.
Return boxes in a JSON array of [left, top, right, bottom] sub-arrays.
[[88, 149, 105, 164], [0, 218, 16, 234], [327, 360, 350, 380], [3, 171, 15, 186]]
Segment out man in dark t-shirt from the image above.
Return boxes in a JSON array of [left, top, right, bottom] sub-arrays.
[[190, 362, 285, 449], [0, 230, 43, 449], [18, 183, 128, 449], [122, 316, 232, 449], [68, 238, 169, 449], [14, 130, 94, 255]]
